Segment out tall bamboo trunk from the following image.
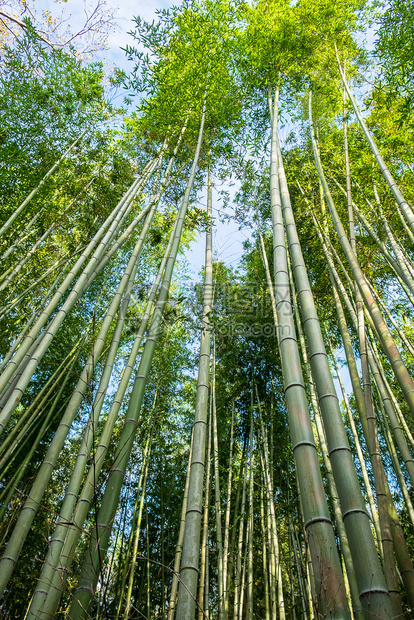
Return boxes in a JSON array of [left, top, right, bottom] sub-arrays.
[[198, 399, 212, 620], [247, 411, 254, 620], [260, 482, 270, 620], [234, 448, 248, 620], [269, 85, 350, 618], [212, 343, 225, 619], [123, 433, 152, 618], [174, 110, 213, 617], [222, 400, 235, 619]]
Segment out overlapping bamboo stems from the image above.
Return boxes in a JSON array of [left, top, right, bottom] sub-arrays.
[[0, 192, 158, 596], [375, 391, 414, 528], [27, 136, 187, 619], [211, 344, 225, 619], [255, 389, 284, 620], [0, 157, 159, 424], [372, 355, 414, 449], [365, 335, 414, 488], [114, 451, 150, 619], [0, 155, 169, 587], [0, 243, 88, 374], [247, 410, 254, 620], [0, 327, 89, 468], [336, 52, 414, 235], [0, 221, 57, 290], [0, 153, 157, 387], [83, 159, 188, 282], [227, 442, 245, 618], [0, 179, 95, 292], [123, 431, 153, 618], [0, 178, 152, 418], [356, 208, 414, 301], [397, 208, 414, 246], [372, 184, 414, 280], [0, 250, 81, 372], [256, 228, 285, 618], [309, 105, 414, 605], [285, 126, 376, 613], [260, 483, 270, 620], [292, 468, 319, 619], [350, 294, 414, 606], [234, 447, 248, 620], [313, 192, 414, 543], [222, 400, 234, 619], [349, 200, 414, 304], [0, 243, 85, 321], [328, 346, 383, 557], [331, 173, 410, 281], [269, 86, 350, 617], [198, 400, 212, 620], [175, 149, 212, 620], [0, 327, 89, 486], [1, 181, 93, 286], [168, 446, 193, 620], [37, 196, 186, 618], [304, 188, 410, 459], [288, 257, 362, 618], [69, 103, 207, 619], [0, 130, 87, 239], [0, 171, 151, 404], [348, 103, 390, 614], [0, 341, 83, 522], [330, 277, 414, 613], [27, 173, 156, 607], [309, 91, 414, 423], [105, 485, 131, 607], [1, 207, 44, 261], [317, 121, 391, 580], [29, 226, 184, 615], [340, 174, 414, 560], [288, 521, 307, 620], [368, 333, 414, 444], [369, 282, 414, 358]]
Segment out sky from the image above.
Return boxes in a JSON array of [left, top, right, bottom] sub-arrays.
[[23, 0, 249, 277]]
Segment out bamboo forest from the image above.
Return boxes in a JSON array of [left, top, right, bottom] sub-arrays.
[[1, 0, 414, 617]]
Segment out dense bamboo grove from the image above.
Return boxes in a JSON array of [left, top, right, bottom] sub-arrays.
[[1, 0, 414, 618]]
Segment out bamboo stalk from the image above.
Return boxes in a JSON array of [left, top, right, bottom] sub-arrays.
[[69, 105, 207, 620], [270, 87, 349, 618]]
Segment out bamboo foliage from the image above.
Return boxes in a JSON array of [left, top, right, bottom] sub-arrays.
[[1, 1, 414, 618]]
